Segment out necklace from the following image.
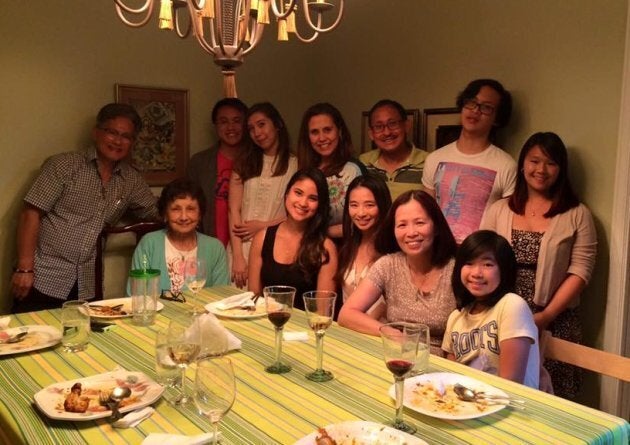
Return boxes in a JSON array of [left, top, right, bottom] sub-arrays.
[[167, 235, 197, 260], [410, 266, 435, 301]]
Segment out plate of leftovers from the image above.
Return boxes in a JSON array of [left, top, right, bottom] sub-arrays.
[[0, 325, 62, 356], [87, 298, 164, 319], [389, 372, 509, 420], [294, 421, 428, 445], [205, 299, 266, 320], [34, 370, 164, 421]]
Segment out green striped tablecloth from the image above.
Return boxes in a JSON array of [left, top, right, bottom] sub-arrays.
[[0, 285, 627, 444]]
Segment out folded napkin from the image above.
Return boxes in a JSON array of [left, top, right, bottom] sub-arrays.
[[214, 291, 255, 311], [0, 316, 10, 330], [113, 406, 154, 428], [196, 313, 242, 357], [142, 433, 221, 445], [283, 331, 309, 342]]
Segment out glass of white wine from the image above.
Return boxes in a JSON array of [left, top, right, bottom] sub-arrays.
[[167, 314, 201, 406], [184, 258, 207, 298], [302, 290, 337, 382]]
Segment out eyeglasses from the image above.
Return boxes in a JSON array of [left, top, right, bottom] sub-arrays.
[[370, 120, 403, 134], [99, 127, 135, 143], [462, 99, 496, 116], [160, 289, 186, 303]]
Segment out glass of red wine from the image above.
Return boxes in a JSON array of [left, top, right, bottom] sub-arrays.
[[264, 286, 296, 374], [380, 322, 423, 433]]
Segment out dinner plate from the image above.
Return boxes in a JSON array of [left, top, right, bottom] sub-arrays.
[[389, 372, 508, 420], [0, 325, 62, 356], [87, 297, 164, 319], [34, 370, 164, 421], [294, 420, 428, 445], [205, 300, 267, 319]]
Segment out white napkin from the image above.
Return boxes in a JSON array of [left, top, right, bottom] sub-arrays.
[[0, 316, 10, 329], [283, 331, 309, 342], [214, 291, 255, 311], [113, 406, 154, 428], [196, 313, 242, 356], [141, 432, 221, 445]]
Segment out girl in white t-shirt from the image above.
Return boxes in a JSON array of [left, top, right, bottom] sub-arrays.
[[442, 230, 540, 388]]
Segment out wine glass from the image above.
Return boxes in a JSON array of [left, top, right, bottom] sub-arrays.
[[302, 290, 337, 382], [264, 285, 296, 374], [184, 258, 207, 297], [194, 357, 236, 445], [167, 314, 202, 405], [380, 322, 424, 433]]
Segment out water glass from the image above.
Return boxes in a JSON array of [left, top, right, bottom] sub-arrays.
[[61, 301, 90, 352], [129, 268, 160, 326], [411, 324, 430, 376], [155, 328, 181, 387]]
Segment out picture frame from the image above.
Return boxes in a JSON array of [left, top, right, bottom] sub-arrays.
[[360, 108, 421, 153], [115, 84, 189, 186], [421, 107, 461, 151]]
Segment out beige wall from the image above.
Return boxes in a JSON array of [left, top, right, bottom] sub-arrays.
[[1, 0, 627, 405]]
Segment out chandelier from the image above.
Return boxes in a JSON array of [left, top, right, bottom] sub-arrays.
[[114, 0, 344, 97]]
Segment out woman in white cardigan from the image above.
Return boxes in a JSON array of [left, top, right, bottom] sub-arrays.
[[481, 132, 597, 399]]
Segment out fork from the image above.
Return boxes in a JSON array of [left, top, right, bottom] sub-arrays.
[[246, 294, 262, 311]]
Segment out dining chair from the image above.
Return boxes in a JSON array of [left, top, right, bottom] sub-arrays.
[[540, 330, 630, 382], [94, 221, 164, 300]]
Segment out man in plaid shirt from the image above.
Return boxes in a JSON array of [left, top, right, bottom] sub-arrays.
[[11, 103, 159, 312]]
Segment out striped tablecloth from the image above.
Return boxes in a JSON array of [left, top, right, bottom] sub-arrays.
[[0, 285, 628, 445]]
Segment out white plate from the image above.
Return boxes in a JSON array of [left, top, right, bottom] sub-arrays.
[[34, 370, 164, 421], [206, 300, 267, 319], [389, 372, 508, 420], [294, 420, 428, 445], [88, 297, 164, 319], [0, 325, 62, 356]]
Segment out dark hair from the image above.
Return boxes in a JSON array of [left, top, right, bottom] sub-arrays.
[[284, 168, 331, 278], [211, 98, 247, 123], [297, 103, 355, 177], [335, 174, 392, 285], [235, 102, 292, 181], [456, 79, 512, 128], [368, 99, 407, 126], [509, 132, 579, 217], [97, 103, 142, 134], [375, 190, 456, 267], [452, 230, 516, 310], [157, 178, 207, 222]]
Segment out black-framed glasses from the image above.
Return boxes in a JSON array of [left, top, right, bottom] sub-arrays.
[[462, 99, 495, 115], [160, 289, 186, 303], [370, 119, 403, 133], [98, 126, 135, 143]]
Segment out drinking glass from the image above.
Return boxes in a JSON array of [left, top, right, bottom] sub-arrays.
[[61, 301, 90, 352], [155, 328, 181, 387], [184, 258, 207, 297], [167, 314, 202, 405], [411, 324, 430, 376], [302, 290, 337, 382], [194, 357, 236, 445], [380, 322, 423, 434], [264, 285, 296, 374]]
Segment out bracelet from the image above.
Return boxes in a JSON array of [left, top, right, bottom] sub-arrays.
[[13, 268, 34, 274]]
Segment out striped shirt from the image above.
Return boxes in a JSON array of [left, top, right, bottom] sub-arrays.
[[359, 146, 428, 199]]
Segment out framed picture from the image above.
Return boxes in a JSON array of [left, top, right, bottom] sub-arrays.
[[422, 107, 461, 151], [115, 84, 189, 186], [360, 108, 421, 153]]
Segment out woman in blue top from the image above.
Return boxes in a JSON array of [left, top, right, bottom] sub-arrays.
[[130, 178, 229, 297]]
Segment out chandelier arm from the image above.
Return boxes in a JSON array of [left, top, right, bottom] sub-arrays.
[[270, 0, 297, 19], [291, 26, 319, 43], [241, 21, 265, 55], [114, 0, 154, 27], [184, 1, 218, 55], [174, 6, 192, 38], [301, 0, 344, 33]]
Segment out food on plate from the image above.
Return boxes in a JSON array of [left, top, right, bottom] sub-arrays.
[[410, 381, 489, 415], [88, 304, 127, 317], [63, 383, 90, 413], [315, 428, 337, 445], [0, 331, 48, 351]]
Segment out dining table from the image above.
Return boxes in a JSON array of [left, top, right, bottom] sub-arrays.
[[0, 285, 628, 445]]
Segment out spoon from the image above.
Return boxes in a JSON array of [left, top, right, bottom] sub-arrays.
[[107, 386, 132, 420], [0, 331, 28, 344], [453, 383, 526, 409]]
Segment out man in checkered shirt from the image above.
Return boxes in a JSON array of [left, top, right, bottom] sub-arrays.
[[11, 103, 159, 313]]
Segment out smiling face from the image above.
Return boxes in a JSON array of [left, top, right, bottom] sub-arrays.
[[523, 145, 560, 195], [165, 196, 201, 237], [460, 251, 501, 300], [308, 114, 340, 165], [248, 111, 279, 154], [368, 105, 408, 154], [92, 117, 136, 164], [215, 105, 245, 148], [348, 186, 379, 234], [460, 86, 501, 137], [394, 199, 434, 258], [285, 178, 319, 222]]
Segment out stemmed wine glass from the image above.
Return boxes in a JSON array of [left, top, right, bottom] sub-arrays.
[[264, 286, 296, 374], [167, 313, 202, 405], [184, 258, 207, 298], [380, 322, 423, 433], [302, 290, 337, 382], [194, 357, 236, 445]]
